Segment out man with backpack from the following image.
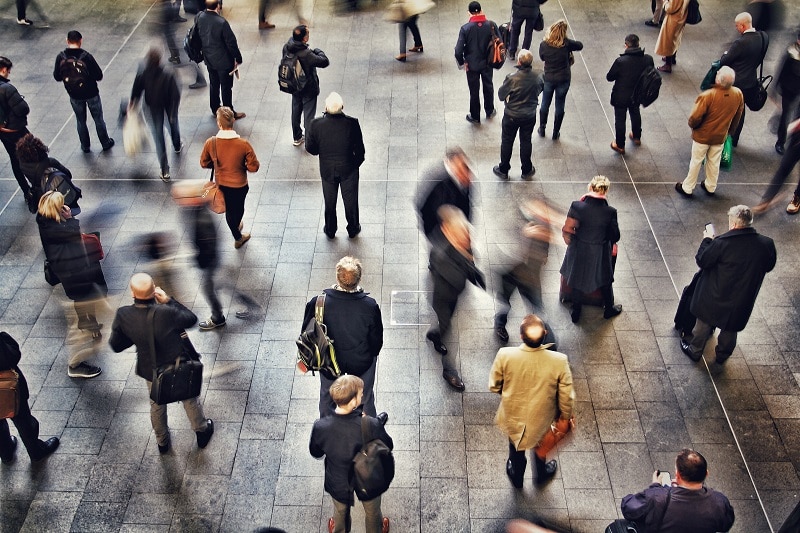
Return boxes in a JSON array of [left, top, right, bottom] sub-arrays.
[[53, 30, 115, 153], [606, 34, 654, 155], [455, 1, 499, 124], [281, 25, 329, 147], [309, 375, 392, 533], [0, 56, 32, 204]]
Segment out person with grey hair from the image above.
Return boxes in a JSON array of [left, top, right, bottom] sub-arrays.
[[675, 66, 744, 197], [680, 205, 776, 363], [306, 92, 365, 239], [492, 49, 543, 181], [301, 256, 386, 420]]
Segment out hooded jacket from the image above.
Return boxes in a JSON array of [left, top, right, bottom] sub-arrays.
[[606, 46, 654, 107], [282, 38, 330, 97]]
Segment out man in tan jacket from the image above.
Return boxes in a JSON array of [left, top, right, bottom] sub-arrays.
[[676, 66, 744, 197], [489, 314, 574, 488]]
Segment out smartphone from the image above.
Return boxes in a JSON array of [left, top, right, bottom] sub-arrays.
[[656, 470, 672, 486], [705, 223, 716, 237]]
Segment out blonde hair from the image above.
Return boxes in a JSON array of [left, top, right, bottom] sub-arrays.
[[588, 175, 611, 195], [544, 20, 568, 48], [216, 106, 235, 129], [330, 375, 364, 406], [335, 256, 362, 290], [38, 191, 66, 221]]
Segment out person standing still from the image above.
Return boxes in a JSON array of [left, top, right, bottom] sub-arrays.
[[196, 0, 245, 119], [455, 1, 499, 124], [0, 57, 32, 203], [283, 25, 329, 147], [606, 34, 654, 154]]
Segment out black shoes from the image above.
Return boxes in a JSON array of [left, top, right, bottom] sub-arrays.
[[1, 435, 17, 463], [348, 226, 362, 238], [680, 339, 702, 362], [442, 370, 465, 392], [495, 326, 509, 343], [506, 459, 523, 489], [645, 19, 660, 27], [196, 419, 214, 449], [323, 226, 335, 240], [603, 305, 623, 319], [675, 182, 693, 198], [492, 165, 509, 181], [158, 435, 171, 454], [521, 168, 535, 181], [776, 142, 785, 155], [31, 437, 60, 462], [465, 114, 480, 124], [570, 307, 581, 324], [699, 182, 715, 196], [376, 412, 389, 426], [426, 331, 447, 355], [101, 139, 115, 151], [534, 455, 557, 485], [486, 110, 497, 119]]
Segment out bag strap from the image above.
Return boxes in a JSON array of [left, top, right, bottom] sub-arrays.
[[210, 137, 219, 182], [146, 306, 158, 373], [315, 294, 325, 325], [652, 488, 673, 532], [360, 414, 370, 451], [759, 32, 767, 78]]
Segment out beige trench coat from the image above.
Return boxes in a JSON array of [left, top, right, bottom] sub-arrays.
[[489, 344, 575, 451], [655, 0, 688, 57]]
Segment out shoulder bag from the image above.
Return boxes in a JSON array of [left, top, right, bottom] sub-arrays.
[[147, 306, 204, 405], [202, 137, 227, 214], [749, 32, 772, 112], [352, 416, 395, 501], [0, 368, 20, 419]]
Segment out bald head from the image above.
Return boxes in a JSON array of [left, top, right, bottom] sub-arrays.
[[130, 273, 156, 300], [520, 314, 547, 347], [734, 12, 752, 33]]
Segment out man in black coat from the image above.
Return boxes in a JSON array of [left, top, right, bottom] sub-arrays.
[[0, 331, 60, 464], [455, 1, 499, 123], [0, 56, 31, 203], [606, 34, 654, 154], [302, 256, 384, 418], [680, 205, 776, 363], [417, 147, 473, 239], [196, 0, 244, 118], [427, 206, 486, 391], [53, 31, 114, 153], [284, 25, 330, 146], [109, 273, 214, 454], [306, 93, 365, 239], [493, 50, 544, 181], [720, 12, 768, 146], [508, 0, 544, 61]]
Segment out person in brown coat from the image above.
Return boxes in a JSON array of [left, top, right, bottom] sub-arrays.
[[489, 314, 574, 488], [200, 106, 260, 252], [676, 66, 744, 197], [654, 0, 688, 73]]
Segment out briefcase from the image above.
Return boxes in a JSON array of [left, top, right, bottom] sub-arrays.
[[150, 356, 203, 405], [0, 369, 20, 419]]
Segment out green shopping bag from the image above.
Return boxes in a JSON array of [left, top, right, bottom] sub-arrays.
[[720, 135, 733, 171]]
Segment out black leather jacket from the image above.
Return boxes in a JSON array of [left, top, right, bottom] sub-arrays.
[[498, 64, 543, 119]]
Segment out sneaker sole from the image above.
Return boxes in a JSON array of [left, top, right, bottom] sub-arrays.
[[67, 369, 102, 378]]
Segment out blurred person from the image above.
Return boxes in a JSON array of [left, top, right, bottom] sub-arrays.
[[0, 56, 32, 203], [506, 0, 544, 62], [654, 0, 688, 73], [426, 205, 486, 392], [282, 25, 329, 146], [489, 314, 574, 488], [773, 30, 800, 155], [679, 206, 775, 364], [393, 0, 432, 62], [560, 176, 622, 323], [301, 256, 384, 418], [306, 92, 365, 239], [109, 273, 214, 454], [257, 0, 275, 30], [159, 0, 182, 64], [53, 30, 115, 153], [746, 0, 785, 33], [538, 20, 583, 140], [607, 34, 654, 154], [16, 133, 82, 214], [417, 147, 473, 239], [645, 0, 665, 27], [506, 520, 555, 533], [675, 66, 744, 197], [0, 331, 60, 464], [15, 0, 49, 26], [621, 449, 735, 532], [37, 191, 106, 378], [719, 12, 769, 147], [753, 118, 800, 214], [455, 1, 499, 124], [492, 49, 543, 181], [196, 0, 245, 118], [309, 375, 392, 533], [200, 106, 260, 254], [130, 47, 182, 182]]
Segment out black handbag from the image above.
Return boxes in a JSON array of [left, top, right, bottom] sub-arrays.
[[44, 259, 60, 286], [748, 32, 772, 112], [147, 307, 203, 405]]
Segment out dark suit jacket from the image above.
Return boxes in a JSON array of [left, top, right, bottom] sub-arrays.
[[109, 298, 198, 380], [606, 46, 654, 107], [720, 30, 768, 90], [0, 332, 28, 401], [305, 113, 365, 180], [690, 227, 776, 332], [417, 166, 472, 237], [196, 10, 242, 72]]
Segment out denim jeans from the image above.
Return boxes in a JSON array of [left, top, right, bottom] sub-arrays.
[[399, 15, 422, 54], [291, 92, 317, 140], [148, 106, 181, 174], [540, 79, 570, 118], [332, 495, 383, 533], [70, 94, 112, 150]]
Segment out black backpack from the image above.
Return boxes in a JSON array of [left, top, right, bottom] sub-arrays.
[[41, 168, 81, 207], [352, 416, 395, 501], [58, 51, 90, 96], [278, 49, 307, 94], [296, 295, 341, 378], [631, 64, 662, 107], [184, 13, 204, 63]]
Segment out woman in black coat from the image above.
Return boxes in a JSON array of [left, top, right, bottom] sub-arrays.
[[538, 19, 583, 139], [560, 176, 622, 323], [16, 133, 81, 214]]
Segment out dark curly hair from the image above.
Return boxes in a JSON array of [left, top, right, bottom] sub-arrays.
[[15, 133, 49, 164]]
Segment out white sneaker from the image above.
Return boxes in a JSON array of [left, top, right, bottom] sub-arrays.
[[292, 135, 304, 147], [17, 18, 32, 25]]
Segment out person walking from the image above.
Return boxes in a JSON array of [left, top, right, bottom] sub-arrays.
[[0, 56, 32, 204], [53, 31, 115, 153], [393, 0, 432, 62], [417, 147, 474, 239], [753, 118, 800, 214], [196, 0, 245, 119], [607, 34, 654, 154], [538, 19, 583, 140], [489, 314, 574, 488], [654, 0, 688, 73], [109, 273, 214, 454], [772, 30, 800, 155], [455, 1, 499, 124], [257, 0, 276, 30], [130, 47, 182, 182], [199, 106, 260, 253], [675, 66, 744, 197], [283, 25, 329, 146], [492, 49, 543, 181], [306, 92, 365, 239]]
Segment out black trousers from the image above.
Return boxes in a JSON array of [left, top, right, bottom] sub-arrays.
[[494, 265, 542, 327], [614, 105, 641, 148], [0, 128, 31, 195], [218, 184, 248, 241], [202, 264, 224, 322], [0, 399, 46, 461], [498, 114, 536, 174], [321, 169, 360, 236], [207, 67, 235, 115], [429, 273, 461, 374], [732, 85, 760, 145], [466, 68, 494, 120], [762, 131, 800, 202]]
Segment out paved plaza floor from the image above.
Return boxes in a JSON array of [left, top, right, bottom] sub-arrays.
[[1, 0, 800, 531]]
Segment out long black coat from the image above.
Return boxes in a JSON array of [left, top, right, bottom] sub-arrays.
[[690, 228, 776, 332], [560, 196, 619, 293], [305, 113, 365, 181], [719, 31, 768, 90], [606, 46, 654, 107], [195, 10, 242, 72]]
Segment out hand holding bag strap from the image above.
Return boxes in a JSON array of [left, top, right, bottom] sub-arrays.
[[315, 294, 325, 326]]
